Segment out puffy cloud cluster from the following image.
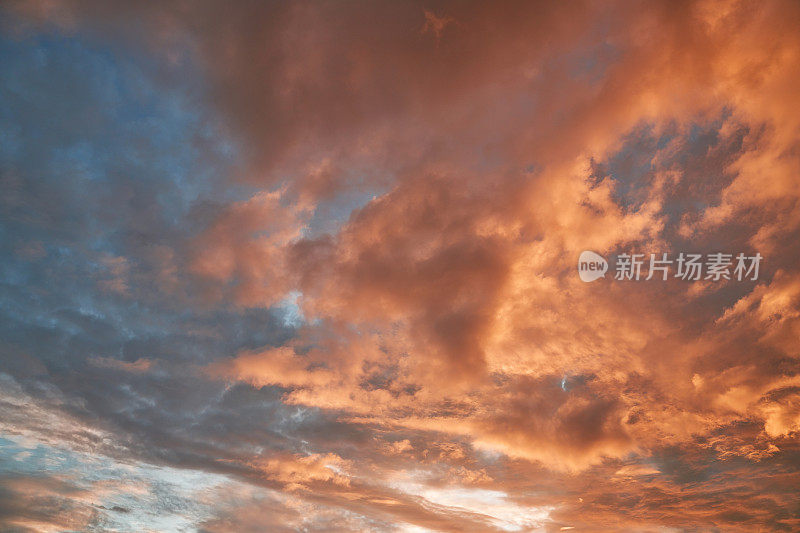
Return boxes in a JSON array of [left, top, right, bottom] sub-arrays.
[[2, 0, 800, 530]]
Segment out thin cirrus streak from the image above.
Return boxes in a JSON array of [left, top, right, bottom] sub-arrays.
[[0, 0, 799, 531]]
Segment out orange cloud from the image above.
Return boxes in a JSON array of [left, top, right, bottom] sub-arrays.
[[5, 0, 800, 530]]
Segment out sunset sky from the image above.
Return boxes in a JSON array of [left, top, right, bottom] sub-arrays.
[[1, 1, 800, 531]]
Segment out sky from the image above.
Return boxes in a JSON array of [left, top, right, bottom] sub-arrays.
[[0, 0, 799, 531]]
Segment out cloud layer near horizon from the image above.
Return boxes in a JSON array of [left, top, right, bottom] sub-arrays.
[[1, 0, 800, 531]]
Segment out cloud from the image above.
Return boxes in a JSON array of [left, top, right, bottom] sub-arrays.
[[2, 0, 800, 530], [0, 474, 101, 532]]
